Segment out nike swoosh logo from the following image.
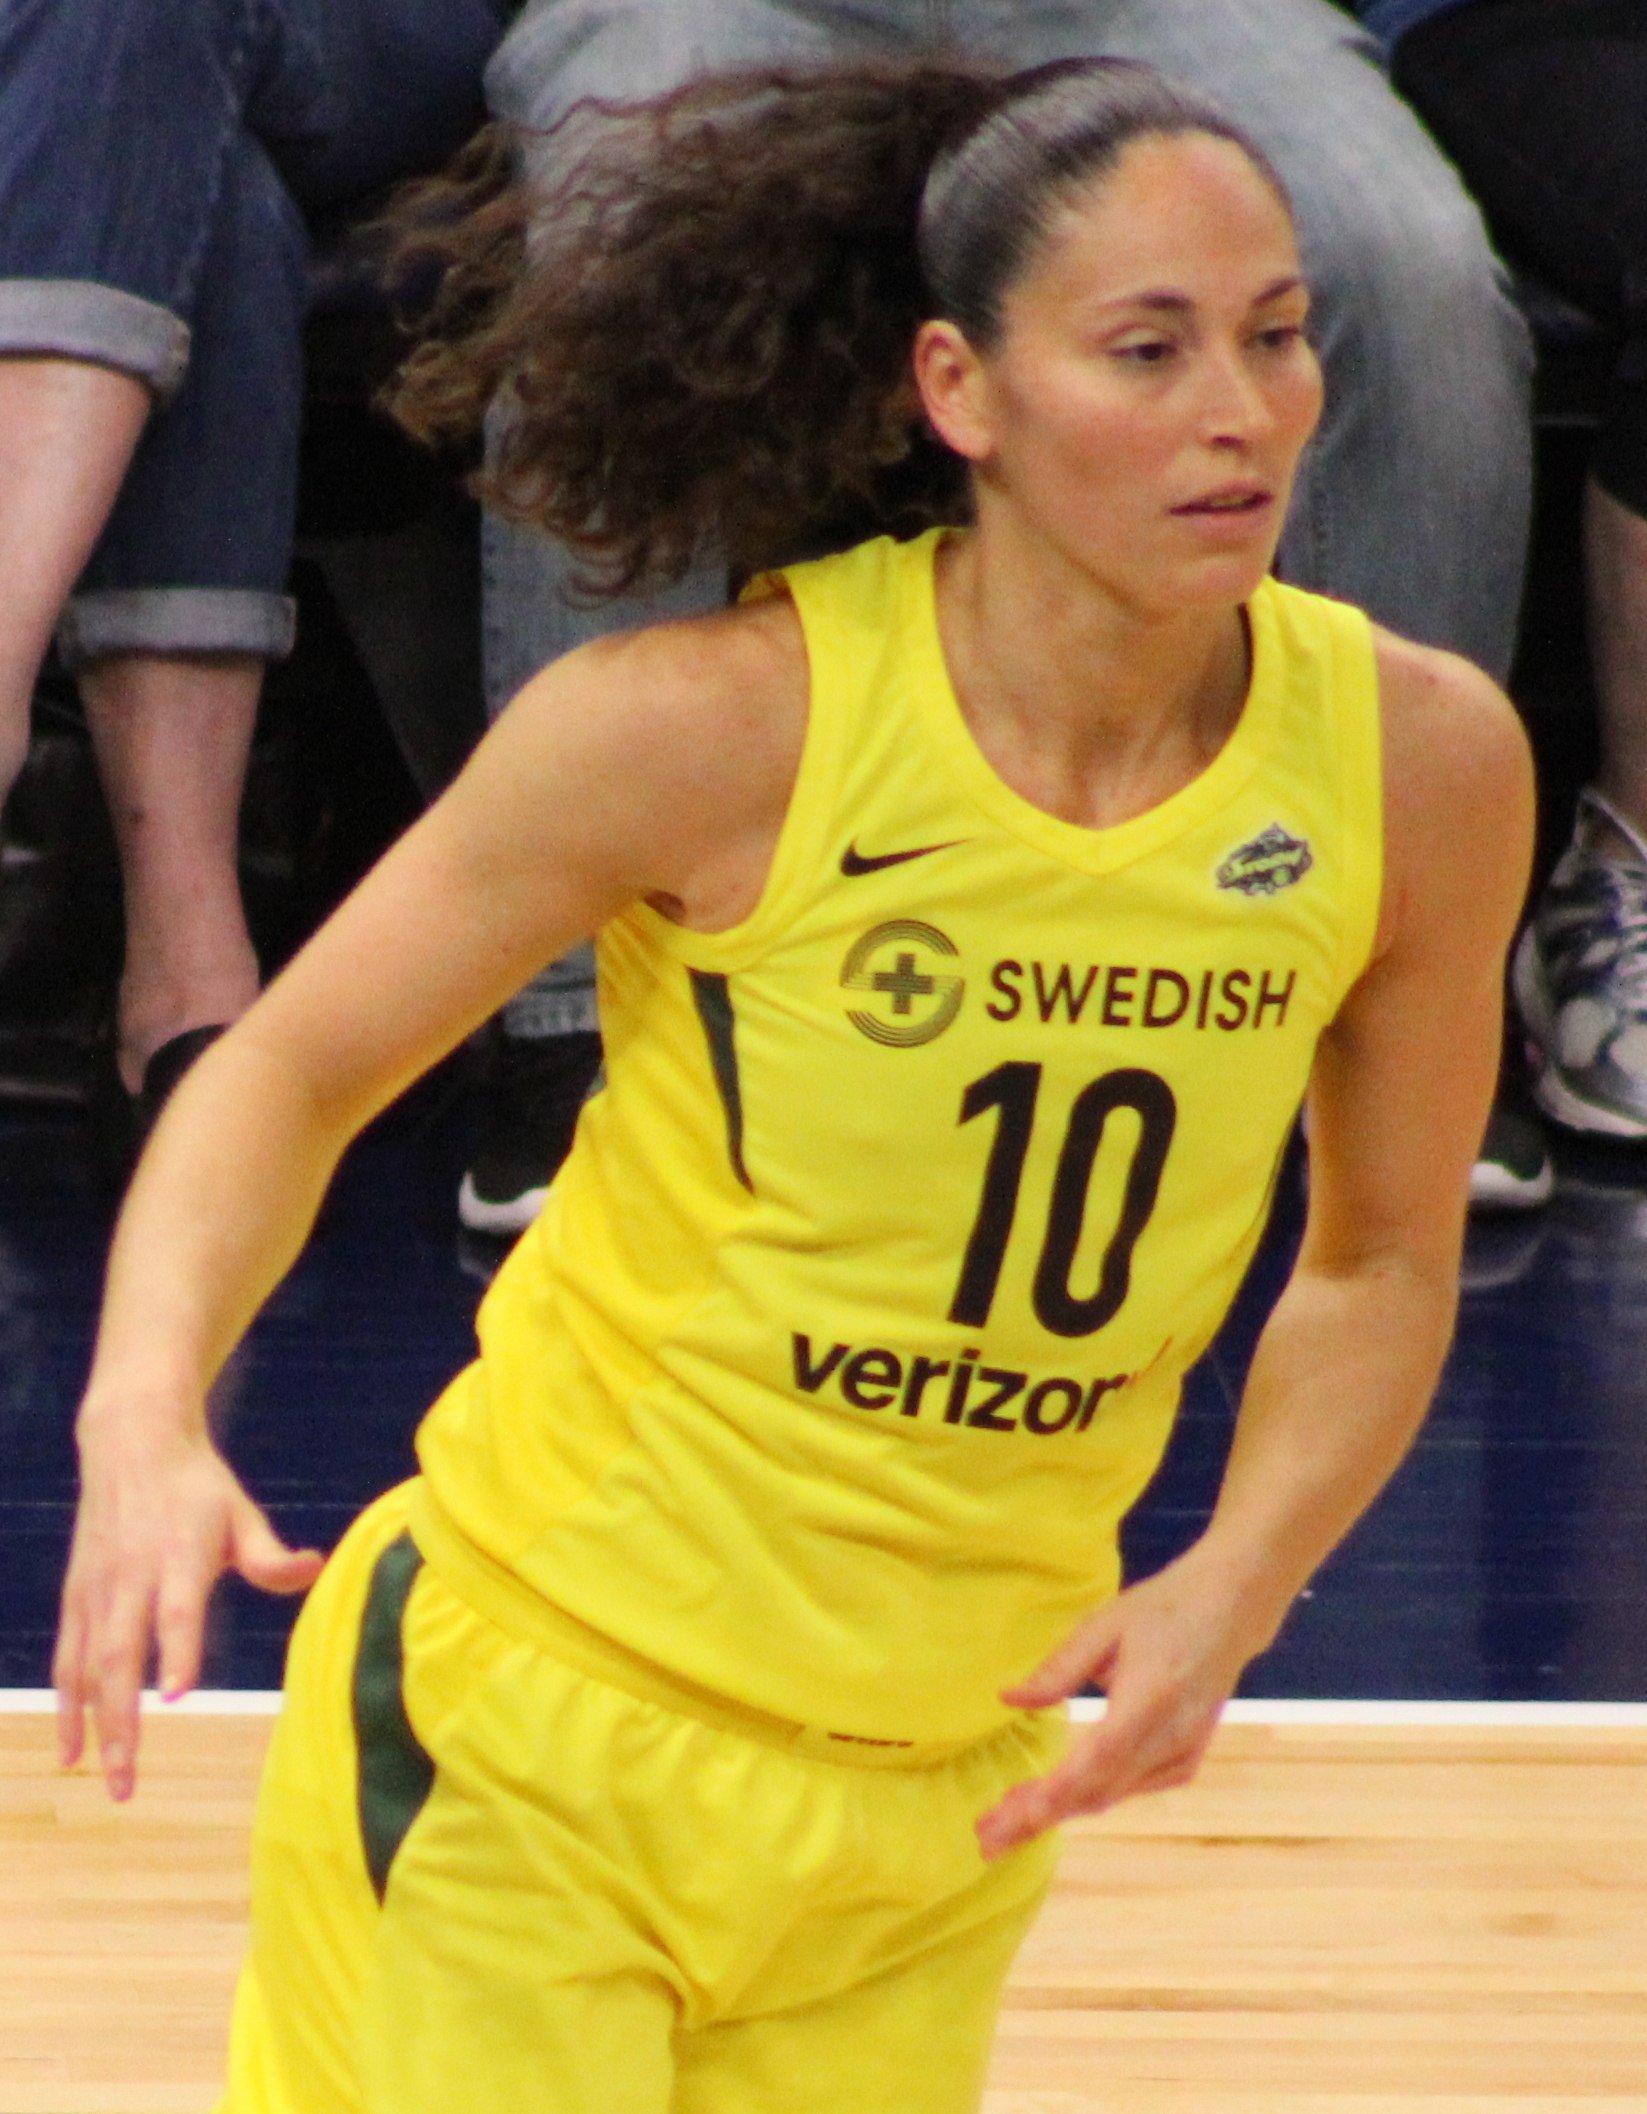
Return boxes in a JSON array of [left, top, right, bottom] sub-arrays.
[[840, 839, 963, 876]]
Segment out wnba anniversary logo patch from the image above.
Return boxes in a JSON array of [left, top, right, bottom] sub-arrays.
[[842, 921, 965, 1046], [1216, 823, 1313, 897]]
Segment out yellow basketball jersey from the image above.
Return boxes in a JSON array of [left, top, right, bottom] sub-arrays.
[[413, 529, 1382, 1747]]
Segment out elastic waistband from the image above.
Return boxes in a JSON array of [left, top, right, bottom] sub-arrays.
[[407, 1481, 1034, 1772]]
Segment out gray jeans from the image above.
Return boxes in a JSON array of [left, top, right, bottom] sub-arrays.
[[485, 0, 1533, 1036]]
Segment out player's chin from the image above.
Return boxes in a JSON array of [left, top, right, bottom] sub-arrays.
[[1157, 541, 1278, 613]]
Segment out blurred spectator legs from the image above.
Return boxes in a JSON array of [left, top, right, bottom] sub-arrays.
[[0, 353, 262, 1098], [1586, 484, 1647, 848], [0, 0, 500, 1121], [77, 654, 262, 1095], [0, 361, 149, 807], [1395, 0, 1647, 1140], [1510, 478, 1647, 1140]]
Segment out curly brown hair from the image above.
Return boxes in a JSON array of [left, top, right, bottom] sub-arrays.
[[383, 60, 1280, 596]]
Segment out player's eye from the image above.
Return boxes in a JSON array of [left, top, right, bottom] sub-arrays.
[[1114, 337, 1177, 366]]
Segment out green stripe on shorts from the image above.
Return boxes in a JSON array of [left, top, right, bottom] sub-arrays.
[[352, 1530, 436, 1903]]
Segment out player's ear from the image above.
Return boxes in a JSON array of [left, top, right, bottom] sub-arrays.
[[914, 319, 996, 463]]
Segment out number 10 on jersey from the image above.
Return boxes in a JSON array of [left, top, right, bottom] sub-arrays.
[[949, 1063, 1177, 1339]]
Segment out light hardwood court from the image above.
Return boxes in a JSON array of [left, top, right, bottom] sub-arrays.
[[2, 1704, 1645, 2114]]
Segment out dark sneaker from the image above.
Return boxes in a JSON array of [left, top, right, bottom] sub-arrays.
[[94, 1020, 229, 1189], [133, 1024, 228, 1147], [1514, 788, 1647, 1137], [1469, 1099, 1552, 1211], [458, 1029, 602, 1235]]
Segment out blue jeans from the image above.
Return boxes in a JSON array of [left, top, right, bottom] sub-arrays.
[[482, 0, 1533, 1035], [0, 0, 503, 667]]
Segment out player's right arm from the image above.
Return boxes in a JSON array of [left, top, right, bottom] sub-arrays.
[[55, 595, 807, 1800]]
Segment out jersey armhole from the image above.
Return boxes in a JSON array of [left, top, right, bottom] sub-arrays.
[[635, 552, 864, 972], [1325, 597, 1386, 999]]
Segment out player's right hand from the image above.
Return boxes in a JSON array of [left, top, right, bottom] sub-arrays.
[[53, 1421, 322, 1801]]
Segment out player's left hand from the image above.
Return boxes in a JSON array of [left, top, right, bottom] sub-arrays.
[[975, 1553, 1260, 1859]]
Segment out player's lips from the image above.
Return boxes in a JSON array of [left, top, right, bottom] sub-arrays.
[[1170, 482, 1274, 518]]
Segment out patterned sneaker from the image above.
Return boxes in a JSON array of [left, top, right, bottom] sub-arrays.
[[457, 1028, 603, 1235], [1514, 788, 1647, 1137]]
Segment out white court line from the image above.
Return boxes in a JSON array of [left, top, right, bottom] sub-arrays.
[[1071, 1697, 1647, 1727], [0, 1689, 284, 1714], [3, 1690, 1646, 1726]]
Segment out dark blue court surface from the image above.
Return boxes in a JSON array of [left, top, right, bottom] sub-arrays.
[[0, 1079, 483, 1690], [5, 1089, 1647, 1701]]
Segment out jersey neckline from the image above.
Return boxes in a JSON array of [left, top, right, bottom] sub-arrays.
[[906, 528, 1288, 879]]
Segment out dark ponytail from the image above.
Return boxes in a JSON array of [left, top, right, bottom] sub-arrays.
[[384, 59, 1281, 594]]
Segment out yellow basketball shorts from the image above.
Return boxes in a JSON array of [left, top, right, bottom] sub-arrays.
[[218, 1480, 1067, 2114]]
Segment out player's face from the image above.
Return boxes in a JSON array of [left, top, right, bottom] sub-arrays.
[[921, 132, 1323, 618]]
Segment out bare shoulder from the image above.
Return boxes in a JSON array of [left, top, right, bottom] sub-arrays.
[[1367, 628, 1534, 959], [513, 588, 808, 781], [1371, 627, 1531, 827], [466, 588, 810, 923]]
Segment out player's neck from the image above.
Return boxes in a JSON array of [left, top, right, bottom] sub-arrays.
[[934, 526, 1253, 833]]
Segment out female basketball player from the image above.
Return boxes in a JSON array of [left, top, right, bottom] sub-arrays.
[[54, 60, 1530, 2114]]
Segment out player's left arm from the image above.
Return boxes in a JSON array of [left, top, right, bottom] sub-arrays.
[[977, 633, 1534, 1858]]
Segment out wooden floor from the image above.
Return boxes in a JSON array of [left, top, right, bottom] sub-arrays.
[[2, 1713, 1644, 2114]]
